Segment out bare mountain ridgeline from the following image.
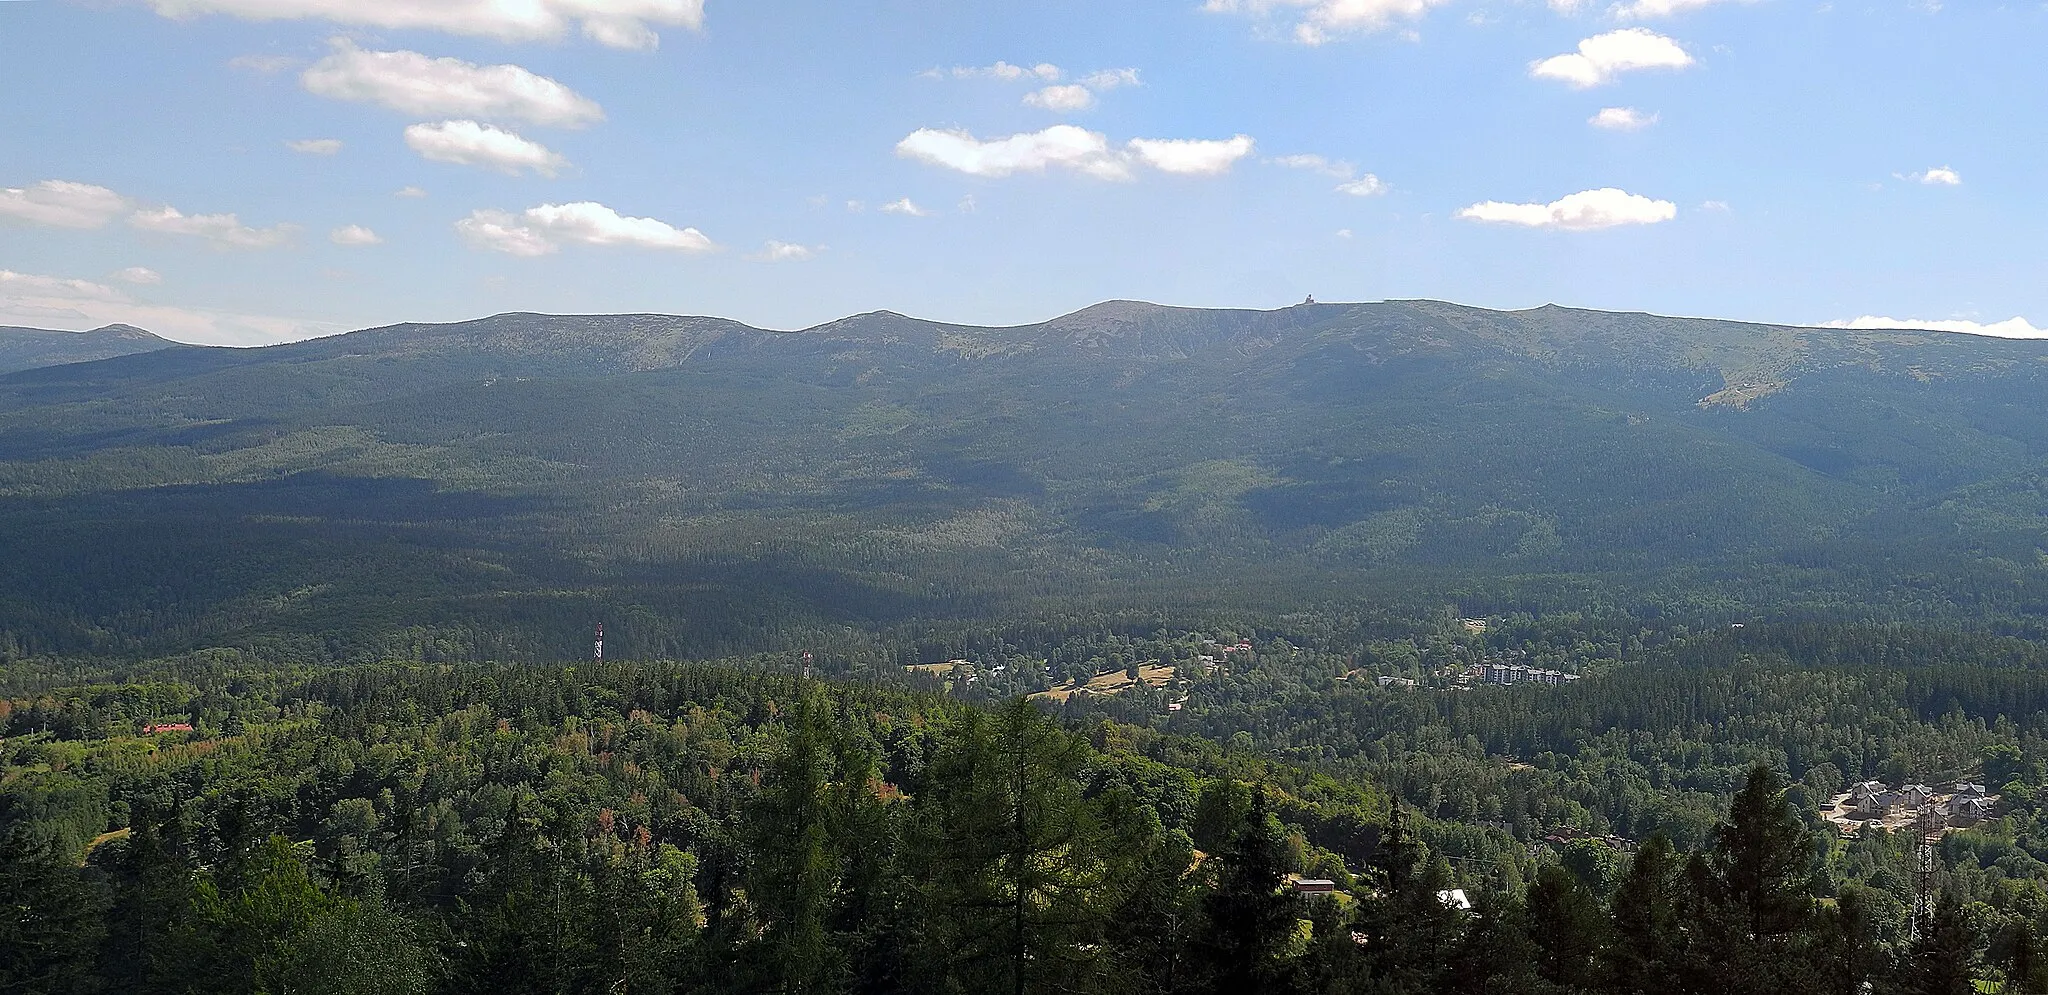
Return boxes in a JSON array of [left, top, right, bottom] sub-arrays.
[[3, 301, 2048, 659], [0, 323, 177, 374]]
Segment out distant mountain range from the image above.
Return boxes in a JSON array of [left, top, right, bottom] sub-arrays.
[[3, 301, 2047, 660], [0, 323, 178, 374]]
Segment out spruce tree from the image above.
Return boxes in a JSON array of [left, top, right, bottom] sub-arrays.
[[1192, 785, 1302, 994]]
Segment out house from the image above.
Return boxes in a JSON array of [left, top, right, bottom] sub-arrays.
[[1293, 879, 1338, 896], [144, 722, 194, 734], [1438, 889, 1473, 911], [1376, 676, 1417, 690], [1952, 796, 1997, 824], [1901, 784, 1936, 808], [1953, 782, 1988, 799], [1849, 782, 1902, 818]]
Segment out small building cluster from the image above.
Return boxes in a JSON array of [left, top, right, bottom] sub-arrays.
[[1829, 779, 1998, 836], [1478, 663, 1581, 687]]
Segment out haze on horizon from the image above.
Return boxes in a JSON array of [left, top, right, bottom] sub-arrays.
[[1, 0, 2043, 346]]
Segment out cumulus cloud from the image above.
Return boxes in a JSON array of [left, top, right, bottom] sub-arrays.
[[301, 40, 604, 128], [115, 267, 163, 285], [1127, 135, 1256, 175], [1336, 174, 1388, 196], [405, 121, 569, 177], [898, 127, 1255, 179], [1590, 106, 1659, 130], [147, 0, 704, 49], [897, 126, 1133, 180], [129, 206, 298, 249], [0, 269, 127, 302], [1456, 187, 1677, 229], [1903, 166, 1961, 186], [286, 138, 343, 155], [0, 180, 130, 229], [1531, 29, 1693, 87], [1203, 0, 1452, 45], [330, 225, 383, 246], [880, 198, 932, 217], [1825, 316, 2047, 339], [1612, 0, 1756, 18], [456, 202, 713, 256], [1024, 84, 1096, 112], [395, 186, 428, 198], [747, 241, 819, 262]]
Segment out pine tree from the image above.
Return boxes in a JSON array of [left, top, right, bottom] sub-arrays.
[[1895, 894, 1978, 995], [0, 826, 111, 995], [745, 691, 842, 994], [1604, 834, 1689, 995], [1191, 785, 1302, 995], [1524, 863, 1608, 991], [1689, 765, 1822, 992]]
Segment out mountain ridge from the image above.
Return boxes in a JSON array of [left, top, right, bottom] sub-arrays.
[[3, 300, 2048, 659]]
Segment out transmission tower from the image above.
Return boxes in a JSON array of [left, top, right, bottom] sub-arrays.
[[594, 622, 604, 663], [1910, 834, 1937, 940]]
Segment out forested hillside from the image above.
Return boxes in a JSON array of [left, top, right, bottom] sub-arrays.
[[3, 301, 2048, 661], [6, 652, 2044, 994]]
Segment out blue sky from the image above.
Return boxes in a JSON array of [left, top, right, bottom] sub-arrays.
[[1, 0, 2042, 345]]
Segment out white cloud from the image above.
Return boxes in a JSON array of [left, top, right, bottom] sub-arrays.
[[301, 40, 604, 128], [405, 121, 569, 177], [115, 267, 163, 285], [957, 193, 978, 213], [1825, 316, 2047, 339], [932, 61, 1063, 81], [1531, 29, 1694, 87], [1589, 106, 1659, 130], [1335, 228, 1354, 238], [1549, 0, 1590, 12], [129, 206, 298, 249], [1273, 153, 1354, 178], [1024, 84, 1096, 112], [330, 225, 383, 246], [1903, 166, 1962, 186], [1699, 199, 1731, 212], [286, 138, 344, 155], [1204, 0, 1451, 44], [0, 269, 126, 302], [0, 294, 342, 345], [747, 241, 818, 262], [1612, 0, 1756, 18], [880, 198, 932, 217], [1077, 68, 1142, 90], [1127, 134, 1256, 175], [1456, 187, 1677, 229], [0, 180, 130, 229], [898, 127, 1255, 180], [456, 202, 713, 256], [897, 125, 1133, 180], [147, 0, 704, 50], [1336, 174, 1388, 196], [394, 186, 428, 198]]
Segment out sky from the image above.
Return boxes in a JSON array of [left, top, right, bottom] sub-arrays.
[[0, 0, 2043, 346]]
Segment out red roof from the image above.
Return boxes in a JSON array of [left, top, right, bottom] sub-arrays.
[[144, 722, 194, 733]]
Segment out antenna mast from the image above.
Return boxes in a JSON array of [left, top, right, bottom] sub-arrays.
[[594, 622, 604, 663]]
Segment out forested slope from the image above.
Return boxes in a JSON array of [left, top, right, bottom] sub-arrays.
[[2, 301, 2048, 658]]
